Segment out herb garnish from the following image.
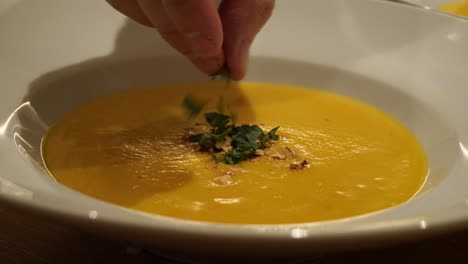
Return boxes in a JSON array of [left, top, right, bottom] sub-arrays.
[[210, 64, 231, 82], [186, 111, 280, 165], [182, 67, 282, 165], [182, 95, 205, 119]]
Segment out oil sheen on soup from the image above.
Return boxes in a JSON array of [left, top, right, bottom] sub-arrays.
[[43, 82, 428, 224]]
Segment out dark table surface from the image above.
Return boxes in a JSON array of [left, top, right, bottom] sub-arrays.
[[1, 205, 468, 264]]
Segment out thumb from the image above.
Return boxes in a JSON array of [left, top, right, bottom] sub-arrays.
[[219, 0, 275, 81]]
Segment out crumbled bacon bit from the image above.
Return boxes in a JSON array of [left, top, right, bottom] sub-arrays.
[[289, 160, 310, 170], [271, 153, 286, 160]]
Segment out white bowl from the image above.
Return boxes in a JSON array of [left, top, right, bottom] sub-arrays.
[[1, 0, 468, 259], [401, 0, 447, 8]]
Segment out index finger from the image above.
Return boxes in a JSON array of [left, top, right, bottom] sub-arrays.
[[162, 0, 223, 58]]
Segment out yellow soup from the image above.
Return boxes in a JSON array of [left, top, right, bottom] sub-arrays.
[[440, 0, 468, 16], [43, 83, 428, 224]]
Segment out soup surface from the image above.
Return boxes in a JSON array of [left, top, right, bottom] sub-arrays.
[[439, 0, 468, 16], [43, 82, 428, 224]]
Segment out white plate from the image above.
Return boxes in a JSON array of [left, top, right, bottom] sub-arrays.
[[1, 0, 468, 258]]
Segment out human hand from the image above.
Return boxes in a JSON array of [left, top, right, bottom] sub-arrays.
[[106, 0, 275, 80]]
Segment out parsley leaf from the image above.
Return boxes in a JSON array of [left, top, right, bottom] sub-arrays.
[[186, 113, 280, 164], [205, 112, 231, 133], [223, 148, 254, 165], [217, 96, 225, 114], [232, 125, 263, 149], [210, 64, 231, 81], [266, 126, 280, 141], [182, 95, 205, 118]]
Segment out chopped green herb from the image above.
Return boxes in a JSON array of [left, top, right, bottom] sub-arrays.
[[186, 111, 280, 165], [181, 83, 280, 164], [229, 110, 238, 124], [182, 95, 205, 118], [205, 112, 231, 132], [217, 96, 225, 114], [266, 127, 280, 141], [210, 64, 231, 82]]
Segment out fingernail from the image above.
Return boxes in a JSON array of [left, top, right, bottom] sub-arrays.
[[192, 55, 224, 75], [186, 32, 217, 56]]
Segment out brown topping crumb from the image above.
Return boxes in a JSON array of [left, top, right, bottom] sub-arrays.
[[222, 146, 233, 153], [183, 141, 201, 151], [289, 160, 310, 170], [182, 125, 210, 141], [215, 136, 233, 153], [271, 153, 286, 160], [255, 149, 265, 156], [283, 147, 296, 158], [182, 131, 191, 141], [212, 171, 236, 186], [190, 143, 201, 152], [229, 167, 247, 173]]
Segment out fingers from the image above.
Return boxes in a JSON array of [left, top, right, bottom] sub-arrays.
[[106, 0, 153, 27], [162, 0, 223, 57], [136, 0, 224, 74], [220, 0, 275, 80], [135, 0, 191, 55], [106, 0, 273, 79]]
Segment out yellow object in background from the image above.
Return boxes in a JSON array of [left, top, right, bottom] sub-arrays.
[[439, 0, 468, 16]]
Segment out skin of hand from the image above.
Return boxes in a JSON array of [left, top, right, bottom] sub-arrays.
[[106, 0, 275, 80]]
